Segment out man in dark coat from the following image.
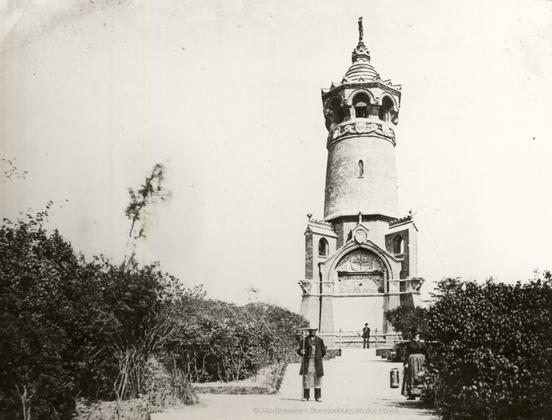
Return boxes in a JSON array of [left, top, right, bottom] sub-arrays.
[[362, 323, 371, 349], [297, 326, 326, 402]]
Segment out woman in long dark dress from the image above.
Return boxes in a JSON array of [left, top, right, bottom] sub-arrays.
[[401, 331, 429, 400]]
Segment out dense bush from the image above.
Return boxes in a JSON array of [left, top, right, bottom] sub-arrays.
[[385, 305, 428, 339], [165, 299, 307, 382], [425, 276, 552, 419], [0, 215, 306, 419], [0, 217, 196, 419], [74, 358, 198, 420]]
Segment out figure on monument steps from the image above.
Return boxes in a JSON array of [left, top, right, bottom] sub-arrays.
[[362, 322, 371, 349]]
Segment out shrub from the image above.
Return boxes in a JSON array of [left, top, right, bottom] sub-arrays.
[[0, 214, 306, 418], [0, 219, 82, 419], [165, 300, 307, 383], [385, 305, 428, 338], [0, 217, 197, 419], [425, 276, 552, 419], [73, 358, 197, 420], [143, 357, 198, 409]]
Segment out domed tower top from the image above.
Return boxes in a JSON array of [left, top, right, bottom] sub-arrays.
[[321, 17, 402, 135], [342, 17, 380, 83]]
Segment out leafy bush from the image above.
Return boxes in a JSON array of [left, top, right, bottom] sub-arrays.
[[165, 300, 307, 382], [73, 358, 197, 420], [0, 217, 196, 419], [0, 217, 84, 419], [0, 214, 305, 419], [385, 305, 428, 339], [425, 276, 552, 419]]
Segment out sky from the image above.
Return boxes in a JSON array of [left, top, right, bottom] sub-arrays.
[[1, 0, 552, 311]]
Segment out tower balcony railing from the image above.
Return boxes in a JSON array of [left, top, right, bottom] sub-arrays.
[[327, 118, 396, 147]]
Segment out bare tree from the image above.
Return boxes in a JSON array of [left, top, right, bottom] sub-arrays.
[[123, 163, 171, 266]]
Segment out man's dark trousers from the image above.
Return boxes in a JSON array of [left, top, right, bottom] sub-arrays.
[[363, 337, 370, 348]]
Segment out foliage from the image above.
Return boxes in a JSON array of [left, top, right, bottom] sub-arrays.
[[124, 163, 171, 264], [384, 305, 428, 339], [424, 275, 552, 420], [165, 300, 308, 383], [0, 215, 81, 419], [0, 212, 305, 419], [79, 357, 198, 420], [0, 216, 195, 419]]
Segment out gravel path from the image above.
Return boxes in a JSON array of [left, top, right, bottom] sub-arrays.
[[152, 349, 438, 420]]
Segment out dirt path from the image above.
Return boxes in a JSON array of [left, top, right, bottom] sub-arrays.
[[152, 349, 438, 420]]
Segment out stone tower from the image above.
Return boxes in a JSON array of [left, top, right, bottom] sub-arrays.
[[324, 19, 399, 229], [299, 18, 423, 345]]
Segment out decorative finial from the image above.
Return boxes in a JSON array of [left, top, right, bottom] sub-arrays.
[[352, 17, 370, 63], [358, 211, 362, 225], [307, 213, 313, 220]]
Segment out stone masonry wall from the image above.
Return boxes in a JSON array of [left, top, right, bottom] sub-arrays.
[[305, 233, 313, 280], [324, 136, 399, 220]]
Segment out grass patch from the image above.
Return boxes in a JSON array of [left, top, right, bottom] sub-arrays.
[[193, 363, 288, 395]]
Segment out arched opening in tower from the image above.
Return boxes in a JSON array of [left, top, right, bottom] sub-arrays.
[[378, 96, 394, 122], [332, 248, 389, 331], [318, 237, 329, 257], [393, 236, 404, 255], [353, 92, 371, 119], [335, 248, 386, 294]]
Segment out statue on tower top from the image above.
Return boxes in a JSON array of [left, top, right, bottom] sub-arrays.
[[358, 17, 364, 41]]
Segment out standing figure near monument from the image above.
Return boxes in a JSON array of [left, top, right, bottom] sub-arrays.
[[402, 331, 429, 400], [362, 323, 371, 349], [297, 326, 326, 402]]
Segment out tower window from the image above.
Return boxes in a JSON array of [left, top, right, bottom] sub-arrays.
[[379, 96, 394, 122], [352, 92, 371, 119], [393, 236, 404, 255], [358, 160, 364, 177], [355, 101, 368, 118], [318, 238, 329, 257]]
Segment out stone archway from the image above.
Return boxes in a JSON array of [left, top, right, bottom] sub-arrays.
[[335, 248, 387, 294]]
